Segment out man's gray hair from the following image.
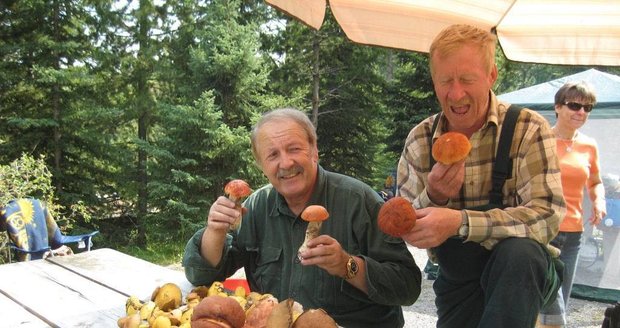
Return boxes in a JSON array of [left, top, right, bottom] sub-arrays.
[[250, 108, 317, 161]]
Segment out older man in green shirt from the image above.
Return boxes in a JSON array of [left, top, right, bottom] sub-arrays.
[[184, 108, 421, 328]]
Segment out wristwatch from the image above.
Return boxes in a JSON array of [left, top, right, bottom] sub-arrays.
[[458, 212, 469, 238], [344, 256, 359, 280]]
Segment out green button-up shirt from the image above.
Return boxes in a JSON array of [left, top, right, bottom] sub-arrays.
[[184, 166, 421, 328]]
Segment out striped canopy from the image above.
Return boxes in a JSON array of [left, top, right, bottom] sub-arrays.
[[266, 0, 620, 66]]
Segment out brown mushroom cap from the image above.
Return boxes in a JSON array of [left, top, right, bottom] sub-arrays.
[[244, 295, 279, 328], [293, 309, 338, 328], [224, 179, 252, 200], [191, 295, 246, 328], [300, 205, 329, 222], [266, 298, 304, 327], [431, 131, 472, 165], [377, 196, 417, 237]]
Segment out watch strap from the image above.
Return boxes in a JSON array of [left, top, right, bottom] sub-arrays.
[[459, 212, 469, 238]]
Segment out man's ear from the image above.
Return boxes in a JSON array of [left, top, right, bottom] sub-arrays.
[[489, 64, 498, 85], [312, 144, 319, 163]]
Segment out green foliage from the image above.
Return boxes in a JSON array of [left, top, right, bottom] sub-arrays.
[[186, 0, 268, 129], [117, 240, 186, 267], [147, 91, 262, 240], [0, 153, 54, 206], [265, 12, 393, 189], [0, 153, 92, 263], [384, 52, 437, 157], [140, 0, 272, 244], [1, 1, 606, 266], [0, 0, 126, 222]]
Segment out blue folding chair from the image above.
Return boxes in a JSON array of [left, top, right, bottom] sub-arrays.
[[0, 198, 99, 262]]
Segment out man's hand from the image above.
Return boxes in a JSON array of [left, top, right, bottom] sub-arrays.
[[298, 235, 368, 294], [298, 235, 349, 277], [201, 196, 246, 267], [427, 161, 465, 205], [401, 207, 462, 249], [206, 196, 245, 233]]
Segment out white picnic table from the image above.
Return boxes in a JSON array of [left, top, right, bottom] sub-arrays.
[[0, 248, 193, 327]]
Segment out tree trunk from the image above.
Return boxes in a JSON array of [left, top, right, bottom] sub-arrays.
[[135, 0, 153, 246], [311, 31, 320, 127], [52, 0, 63, 194]]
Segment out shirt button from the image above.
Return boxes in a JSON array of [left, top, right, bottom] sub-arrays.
[[290, 291, 297, 298]]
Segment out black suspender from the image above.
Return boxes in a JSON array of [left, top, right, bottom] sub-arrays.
[[428, 105, 523, 206], [489, 105, 522, 205]]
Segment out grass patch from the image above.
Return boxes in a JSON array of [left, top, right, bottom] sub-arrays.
[[118, 240, 185, 266]]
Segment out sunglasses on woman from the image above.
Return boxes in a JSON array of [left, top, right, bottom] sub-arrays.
[[564, 102, 593, 113]]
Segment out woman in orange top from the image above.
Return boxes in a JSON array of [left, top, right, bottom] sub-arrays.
[[539, 81, 607, 327]]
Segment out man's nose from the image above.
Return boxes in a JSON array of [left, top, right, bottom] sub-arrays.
[[448, 82, 467, 101], [279, 152, 295, 167]]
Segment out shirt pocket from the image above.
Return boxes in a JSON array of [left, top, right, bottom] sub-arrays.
[[253, 246, 283, 294]]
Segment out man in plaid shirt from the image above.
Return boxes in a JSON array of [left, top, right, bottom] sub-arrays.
[[397, 24, 565, 328]]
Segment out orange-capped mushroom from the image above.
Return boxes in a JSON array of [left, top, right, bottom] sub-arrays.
[[431, 131, 472, 165], [224, 179, 252, 230], [300, 205, 329, 222], [377, 196, 417, 237], [297, 205, 329, 259]]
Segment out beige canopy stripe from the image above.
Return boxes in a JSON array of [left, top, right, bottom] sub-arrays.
[[266, 0, 620, 66]]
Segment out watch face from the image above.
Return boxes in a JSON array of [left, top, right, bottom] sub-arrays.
[[344, 257, 358, 279], [459, 225, 469, 238], [350, 258, 358, 272]]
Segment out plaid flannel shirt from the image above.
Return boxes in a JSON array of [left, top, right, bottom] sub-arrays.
[[397, 92, 565, 259]]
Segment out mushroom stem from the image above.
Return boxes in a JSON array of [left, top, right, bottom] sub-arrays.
[[297, 221, 323, 260], [229, 196, 243, 230]]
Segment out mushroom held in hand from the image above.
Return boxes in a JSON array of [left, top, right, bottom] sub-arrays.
[[432, 131, 472, 165], [224, 179, 252, 230], [297, 205, 329, 260], [378, 196, 417, 237]]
